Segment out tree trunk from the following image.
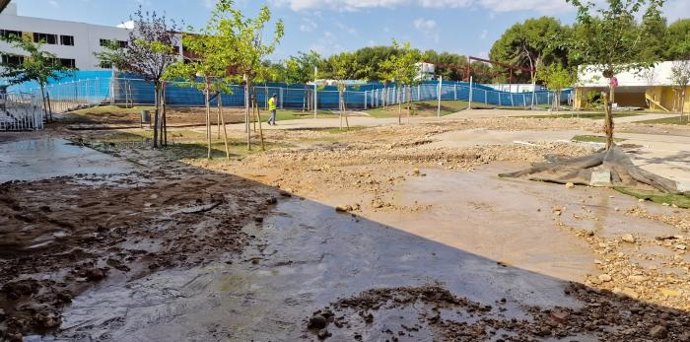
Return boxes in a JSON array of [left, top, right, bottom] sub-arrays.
[[39, 83, 49, 123], [245, 77, 252, 151], [407, 86, 413, 121], [161, 82, 167, 147], [153, 83, 160, 149], [254, 97, 265, 151], [398, 86, 402, 125], [218, 92, 230, 160], [603, 90, 614, 151], [205, 80, 211, 159]]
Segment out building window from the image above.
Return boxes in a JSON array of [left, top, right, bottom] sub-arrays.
[[1, 54, 25, 66], [33, 32, 57, 45], [100, 39, 128, 48], [60, 35, 74, 46], [0, 29, 22, 40], [59, 58, 76, 69]]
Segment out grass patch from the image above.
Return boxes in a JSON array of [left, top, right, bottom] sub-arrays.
[[571, 135, 626, 143], [82, 128, 287, 161], [365, 100, 469, 118], [615, 187, 690, 208], [636, 115, 690, 125], [517, 112, 640, 120]]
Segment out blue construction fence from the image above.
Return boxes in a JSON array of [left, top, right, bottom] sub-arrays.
[[7, 70, 572, 113]]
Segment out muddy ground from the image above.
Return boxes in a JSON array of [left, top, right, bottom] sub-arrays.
[[3, 114, 690, 341]]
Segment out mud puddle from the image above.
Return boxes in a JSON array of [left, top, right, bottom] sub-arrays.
[[0, 138, 133, 182], [40, 197, 586, 341]]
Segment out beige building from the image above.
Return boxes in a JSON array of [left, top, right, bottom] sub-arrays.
[[573, 61, 690, 113]]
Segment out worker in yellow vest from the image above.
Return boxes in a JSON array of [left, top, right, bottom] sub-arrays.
[[268, 93, 278, 126]]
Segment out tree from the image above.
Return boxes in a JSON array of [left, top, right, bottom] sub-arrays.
[[380, 41, 424, 124], [210, 0, 283, 150], [669, 60, 690, 121], [538, 63, 575, 111], [283, 51, 322, 111], [96, 7, 179, 148], [324, 52, 361, 129], [0, 35, 73, 122], [165, 3, 234, 159], [666, 19, 690, 60], [567, 0, 665, 150], [502, 0, 680, 195], [638, 5, 668, 61], [490, 17, 569, 107]]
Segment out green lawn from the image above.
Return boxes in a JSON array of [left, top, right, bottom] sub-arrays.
[[365, 100, 469, 118], [516, 112, 641, 120], [615, 187, 690, 209], [636, 115, 690, 125], [571, 135, 626, 143]]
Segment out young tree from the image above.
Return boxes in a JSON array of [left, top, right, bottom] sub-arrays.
[[537, 63, 576, 111], [325, 52, 360, 129], [96, 8, 180, 148], [0, 36, 73, 122], [380, 41, 423, 124], [165, 27, 232, 159], [502, 0, 679, 194], [567, 0, 665, 150], [211, 0, 283, 150], [283, 51, 321, 111], [669, 59, 690, 121]]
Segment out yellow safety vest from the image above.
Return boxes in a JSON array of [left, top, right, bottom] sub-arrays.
[[268, 97, 277, 111]]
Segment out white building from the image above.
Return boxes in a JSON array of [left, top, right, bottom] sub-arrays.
[[0, 3, 178, 70]]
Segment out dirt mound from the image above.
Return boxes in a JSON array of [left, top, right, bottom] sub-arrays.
[[307, 284, 690, 341]]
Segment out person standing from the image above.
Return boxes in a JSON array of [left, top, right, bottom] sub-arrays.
[[268, 93, 278, 125]]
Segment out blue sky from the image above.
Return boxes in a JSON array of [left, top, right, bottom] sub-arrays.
[[10, 0, 690, 61]]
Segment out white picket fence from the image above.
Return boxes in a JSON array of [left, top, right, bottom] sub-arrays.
[[0, 93, 44, 131]]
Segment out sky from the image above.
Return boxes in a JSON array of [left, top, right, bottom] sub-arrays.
[[9, 0, 690, 61]]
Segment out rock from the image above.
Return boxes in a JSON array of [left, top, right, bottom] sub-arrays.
[[412, 168, 421, 176], [675, 244, 687, 251], [660, 288, 681, 297], [598, 274, 613, 282], [85, 268, 107, 282], [649, 325, 668, 339], [565, 182, 575, 189], [550, 310, 570, 323], [622, 234, 636, 244], [335, 205, 351, 213], [317, 328, 332, 340], [639, 198, 646, 203], [308, 315, 328, 330]]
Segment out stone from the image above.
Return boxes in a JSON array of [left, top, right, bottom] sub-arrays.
[[317, 328, 332, 340], [675, 244, 687, 251], [565, 182, 575, 189], [639, 198, 646, 203], [660, 288, 681, 297], [335, 205, 351, 213], [649, 325, 668, 339], [308, 315, 328, 330], [550, 310, 570, 323], [412, 168, 421, 176], [590, 171, 611, 186], [598, 274, 613, 282], [622, 234, 636, 244]]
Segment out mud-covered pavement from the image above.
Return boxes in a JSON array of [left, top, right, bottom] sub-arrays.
[[3, 115, 690, 341]]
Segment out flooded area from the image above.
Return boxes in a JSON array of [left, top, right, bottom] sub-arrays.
[[49, 198, 584, 341], [0, 138, 133, 182]]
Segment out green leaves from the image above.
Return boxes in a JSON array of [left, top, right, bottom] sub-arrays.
[[379, 40, 423, 86], [0, 35, 73, 87], [566, 0, 666, 76], [537, 63, 576, 91]]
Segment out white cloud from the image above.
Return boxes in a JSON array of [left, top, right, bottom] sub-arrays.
[[413, 18, 436, 31], [299, 17, 318, 32], [273, 0, 575, 13], [117, 20, 135, 29], [480, 29, 488, 40], [49, 0, 59, 8], [413, 18, 439, 43]]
